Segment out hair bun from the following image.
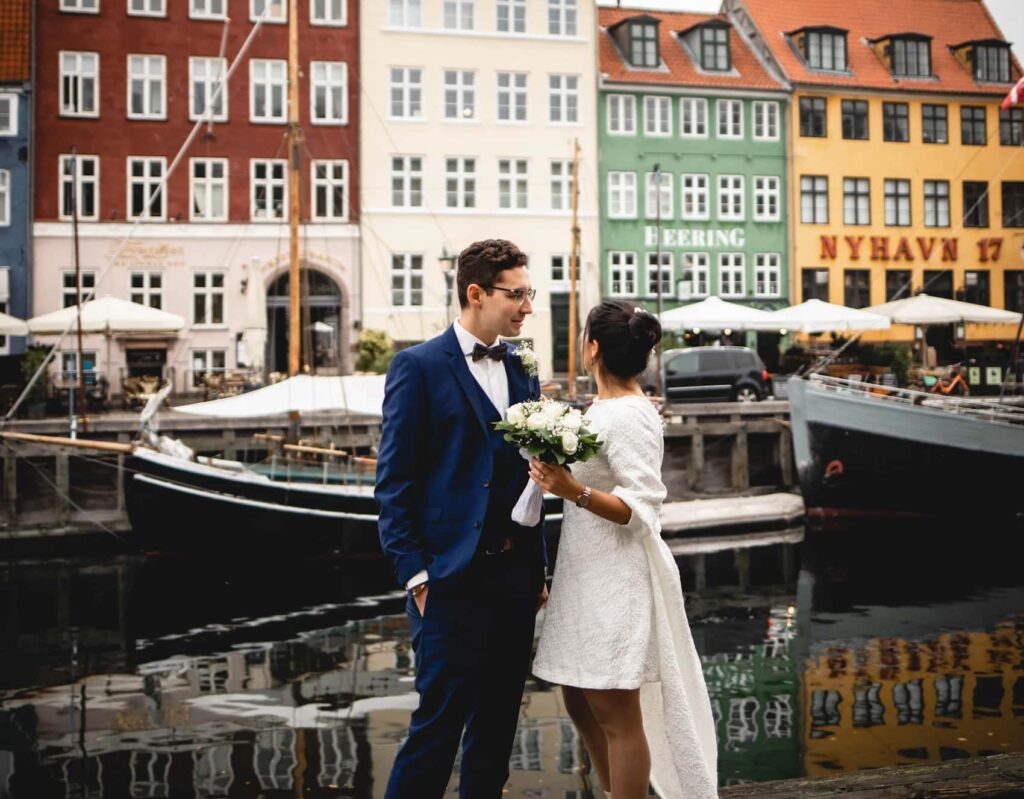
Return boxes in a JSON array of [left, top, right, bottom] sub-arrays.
[[628, 309, 661, 346]]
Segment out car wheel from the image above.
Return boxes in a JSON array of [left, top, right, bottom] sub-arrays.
[[733, 385, 761, 403]]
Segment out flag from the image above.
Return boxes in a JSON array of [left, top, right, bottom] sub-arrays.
[[1002, 75, 1024, 112]]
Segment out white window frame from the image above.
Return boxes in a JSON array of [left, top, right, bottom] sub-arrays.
[[680, 97, 708, 138], [189, 57, 228, 122], [443, 0, 475, 31], [389, 67, 424, 120], [126, 156, 166, 221], [251, 0, 286, 23], [801, 175, 829, 224], [191, 348, 227, 385], [716, 98, 743, 139], [550, 253, 569, 290], [884, 178, 911, 227], [608, 171, 637, 219], [550, 159, 572, 210], [192, 271, 226, 327], [61, 270, 97, 308], [681, 173, 710, 221], [717, 174, 744, 221], [753, 175, 781, 222], [754, 253, 781, 297], [390, 155, 423, 208], [60, 0, 98, 12], [646, 251, 674, 298], [128, 0, 166, 17], [0, 170, 9, 227], [645, 172, 673, 220], [843, 177, 870, 226], [59, 154, 100, 221], [752, 100, 779, 141], [607, 94, 636, 136], [0, 94, 17, 136], [608, 251, 637, 296], [680, 252, 710, 299], [496, 72, 528, 123], [548, 74, 579, 124], [190, 0, 226, 20], [310, 0, 346, 27], [719, 253, 745, 297], [60, 351, 99, 379], [548, 0, 577, 37], [924, 179, 950, 228], [310, 61, 348, 125], [644, 95, 672, 137], [443, 69, 476, 121], [250, 158, 288, 221], [189, 157, 228, 222], [250, 59, 287, 123], [496, 0, 526, 34], [127, 54, 166, 120], [59, 51, 99, 118], [130, 270, 164, 308], [498, 158, 528, 210], [311, 159, 349, 221], [390, 253, 424, 307], [445, 157, 476, 208], [389, 0, 422, 28]]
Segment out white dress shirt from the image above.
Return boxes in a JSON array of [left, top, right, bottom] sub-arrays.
[[406, 321, 511, 590]]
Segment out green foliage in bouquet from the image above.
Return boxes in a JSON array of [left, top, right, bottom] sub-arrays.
[[493, 399, 602, 466]]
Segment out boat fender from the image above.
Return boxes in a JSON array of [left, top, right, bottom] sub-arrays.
[[824, 460, 844, 480]]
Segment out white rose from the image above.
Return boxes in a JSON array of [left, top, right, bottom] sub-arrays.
[[561, 410, 583, 431], [543, 402, 566, 422], [527, 412, 549, 431], [506, 404, 525, 427], [561, 431, 579, 455]]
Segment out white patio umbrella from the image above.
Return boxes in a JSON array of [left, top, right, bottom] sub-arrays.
[[27, 295, 185, 334], [658, 296, 781, 332], [769, 299, 891, 334], [0, 311, 29, 336], [864, 293, 1022, 325]]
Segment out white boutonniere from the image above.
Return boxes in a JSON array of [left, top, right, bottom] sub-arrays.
[[512, 341, 538, 377]]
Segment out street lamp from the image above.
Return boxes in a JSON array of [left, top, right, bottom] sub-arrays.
[[439, 248, 456, 323]]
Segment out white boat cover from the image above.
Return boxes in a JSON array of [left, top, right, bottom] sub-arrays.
[[865, 293, 1022, 325], [769, 298, 891, 333], [171, 373, 387, 418], [28, 296, 186, 334], [658, 296, 780, 332]]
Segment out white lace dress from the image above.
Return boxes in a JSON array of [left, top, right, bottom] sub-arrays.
[[533, 395, 719, 799]]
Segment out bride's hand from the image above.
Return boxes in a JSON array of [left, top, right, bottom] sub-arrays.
[[529, 458, 582, 502]]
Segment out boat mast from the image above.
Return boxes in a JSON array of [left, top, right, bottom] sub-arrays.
[[287, 0, 302, 378], [71, 146, 86, 436], [567, 138, 580, 400]]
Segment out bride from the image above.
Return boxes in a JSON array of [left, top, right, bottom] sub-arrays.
[[530, 300, 718, 799]]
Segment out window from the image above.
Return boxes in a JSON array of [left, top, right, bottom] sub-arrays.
[[841, 100, 867, 140], [890, 37, 930, 77], [843, 178, 870, 225], [1000, 108, 1023, 146], [391, 156, 423, 207], [549, 74, 579, 123], [443, 1, 474, 31], [193, 272, 225, 326], [716, 99, 742, 139], [805, 29, 846, 70], [607, 94, 635, 135], [251, 0, 286, 22], [251, 159, 287, 220], [631, 22, 659, 68], [646, 252, 673, 297], [443, 70, 475, 120], [130, 271, 163, 308], [923, 180, 950, 227], [844, 269, 870, 308], [886, 269, 911, 301], [62, 271, 96, 308], [753, 101, 779, 140], [644, 96, 671, 137], [445, 157, 476, 208], [0, 170, 8, 226], [389, 0, 421, 27], [960, 270, 990, 306], [800, 175, 828, 224], [681, 174, 709, 220], [310, 0, 345, 26], [60, 52, 99, 117], [59, 154, 99, 220], [1002, 182, 1024, 227], [311, 160, 348, 220], [1005, 271, 1024, 312], [0, 94, 16, 136], [391, 254, 424, 306], [250, 59, 287, 123], [497, 72, 527, 122], [60, 0, 97, 11], [799, 97, 826, 137], [753, 176, 780, 221], [189, 57, 227, 121], [191, 0, 226, 19], [129, 0, 165, 17], [60, 352, 98, 381], [127, 55, 165, 120], [550, 253, 568, 286], [645, 172, 672, 219], [608, 172, 637, 218], [961, 106, 986, 145], [608, 251, 637, 296], [191, 349, 226, 385], [127, 157, 165, 220], [548, 0, 577, 36], [802, 268, 829, 302], [311, 62, 347, 124], [717, 175, 744, 221], [755, 253, 781, 296], [680, 98, 707, 138], [190, 158, 227, 221], [963, 181, 989, 228], [701, 25, 730, 71], [498, 159, 528, 209], [390, 67, 423, 119], [882, 102, 908, 142], [719, 253, 744, 297], [496, 0, 525, 33], [884, 178, 911, 226], [922, 104, 947, 144], [679, 253, 709, 298], [974, 44, 1010, 83]]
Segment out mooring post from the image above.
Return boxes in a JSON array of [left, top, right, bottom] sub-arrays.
[[688, 432, 704, 492], [3, 448, 17, 526], [731, 430, 750, 490], [116, 454, 126, 513], [778, 423, 794, 487], [55, 452, 71, 526]]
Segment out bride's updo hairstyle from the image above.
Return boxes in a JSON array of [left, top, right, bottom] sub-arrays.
[[584, 299, 662, 381]]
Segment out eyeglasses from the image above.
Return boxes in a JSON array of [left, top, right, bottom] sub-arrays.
[[483, 285, 537, 306]]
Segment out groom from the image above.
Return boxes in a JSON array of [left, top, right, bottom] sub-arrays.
[[375, 239, 548, 798]]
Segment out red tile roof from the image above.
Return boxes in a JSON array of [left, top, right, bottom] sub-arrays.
[[0, 0, 30, 83], [741, 0, 1020, 95], [598, 8, 785, 92]]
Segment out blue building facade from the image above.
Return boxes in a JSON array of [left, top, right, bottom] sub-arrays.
[[0, 86, 30, 354]]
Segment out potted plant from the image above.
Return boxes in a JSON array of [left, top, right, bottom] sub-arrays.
[[20, 347, 51, 419]]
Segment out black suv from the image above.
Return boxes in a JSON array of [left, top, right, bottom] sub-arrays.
[[643, 346, 772, 403]]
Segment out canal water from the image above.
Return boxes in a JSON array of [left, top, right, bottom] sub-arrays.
[[1, 522, 1022, 797]]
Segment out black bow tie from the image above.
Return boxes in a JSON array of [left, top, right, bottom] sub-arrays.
[[471, 342, 508, 362]]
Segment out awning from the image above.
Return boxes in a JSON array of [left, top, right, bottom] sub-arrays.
[[769, 299, 891, 333], [864, 293, 1022, 325], [658, 296, 781, 332], [28, 296, 186, 334]]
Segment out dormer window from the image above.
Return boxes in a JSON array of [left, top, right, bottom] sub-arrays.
[[700, 24, 730, 71], [890, 36, 931, 78], [974, 43, 1011, 82], [630, 21, 659, 68], [805, 28, 846, 71]]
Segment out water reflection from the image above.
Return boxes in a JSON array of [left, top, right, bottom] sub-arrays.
[[0, 522, 1022, 797]]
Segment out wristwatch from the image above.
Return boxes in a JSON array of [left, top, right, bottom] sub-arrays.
[[575, 485, 592, 509]]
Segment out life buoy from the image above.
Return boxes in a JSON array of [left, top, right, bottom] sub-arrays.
[[825, 460, 844, 477]]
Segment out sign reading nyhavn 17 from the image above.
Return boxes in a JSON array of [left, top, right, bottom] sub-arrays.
[[645, 226, 746, 248], [818, 235, 1004, 263]]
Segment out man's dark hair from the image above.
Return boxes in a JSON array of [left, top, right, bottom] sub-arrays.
[[456, 239, 528, 308]]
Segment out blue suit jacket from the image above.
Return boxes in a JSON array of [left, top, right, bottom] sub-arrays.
[[375, 325, 544, 589]]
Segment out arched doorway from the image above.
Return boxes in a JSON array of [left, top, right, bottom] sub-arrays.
[[266, 267, 345, 375]]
